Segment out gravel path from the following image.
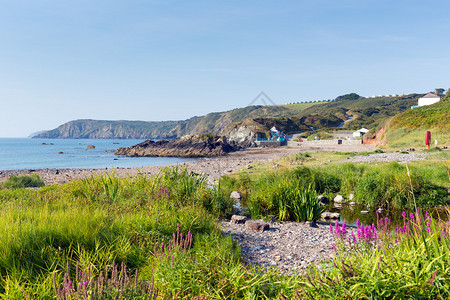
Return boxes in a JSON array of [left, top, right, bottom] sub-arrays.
[[343, 152, 429, 163], [221, 220, 335, 274]]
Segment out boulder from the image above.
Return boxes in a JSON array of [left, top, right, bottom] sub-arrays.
[[334, 195, 344, 203], [334, 203, 343, 209], [230, 215, 248, 224], [321, 212, 340, 220], [245, 220, 269, 232], [86, 145, 95, 149]]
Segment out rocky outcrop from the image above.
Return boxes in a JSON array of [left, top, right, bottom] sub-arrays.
[[115, 134, 238, 158], [224, 125, 258, 147]]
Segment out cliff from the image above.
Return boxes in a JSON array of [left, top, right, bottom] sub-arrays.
[[34, 119, 181, 139]]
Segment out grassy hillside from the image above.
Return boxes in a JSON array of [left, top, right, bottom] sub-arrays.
[[299, 94, 421, 131], [384, 97, 450, 148], [167, 105, 296, 137], [34, 93, 424, 140]]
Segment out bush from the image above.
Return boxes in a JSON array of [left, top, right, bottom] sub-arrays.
[[3, 174, 44, 189]]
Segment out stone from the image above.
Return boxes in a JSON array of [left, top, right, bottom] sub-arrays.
[[349, 202, 356, 206], [334, 195, 344, 203], [321, 212, 340, 219], [86, 145, 95, 149], [349, 193, 354, 200], [304, 221, 318, 228], [230, 215, 248, 224], [58, 151, 64, 154], [318, 195, 329, 204], [334, 203, 343, 209], [230, 191, 242, 201], [361, 210, 369, 214], [245, 220, 269, 232]]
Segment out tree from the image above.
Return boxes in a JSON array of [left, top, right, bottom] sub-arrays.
[[435, 88, 445, 96], [335, 93, 361, 101]]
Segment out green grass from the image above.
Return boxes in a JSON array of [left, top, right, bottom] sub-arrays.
[[0, 164, 449, 298], [384, 100, 450, 148], [223, 160, 449, 210], [278, 102, 319, 112], [2, 174, 44, 189]]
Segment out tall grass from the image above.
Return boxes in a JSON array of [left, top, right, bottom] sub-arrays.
[[2, 174, 44, 189], [246, 167, 336, 221]]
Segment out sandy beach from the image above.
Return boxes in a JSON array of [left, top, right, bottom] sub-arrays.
[[0, 144, 376, 185]]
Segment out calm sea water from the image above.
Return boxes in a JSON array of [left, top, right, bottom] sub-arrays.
[[0, 138, 196, 171]]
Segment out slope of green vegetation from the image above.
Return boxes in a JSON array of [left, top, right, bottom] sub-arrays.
[[278, 101, 318, 112], [299, 94, 421, 131], [384, 99, 450, 148], [34, 93, 423, 140]]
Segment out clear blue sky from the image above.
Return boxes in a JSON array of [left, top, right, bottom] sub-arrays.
[[1, 0, 449, 137]]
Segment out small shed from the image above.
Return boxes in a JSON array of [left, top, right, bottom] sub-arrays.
[[353, 128, 369, 138]]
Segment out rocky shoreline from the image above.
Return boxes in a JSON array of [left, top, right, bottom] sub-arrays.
[[0, 144, 378, 185], [115, 134, 239, 158]]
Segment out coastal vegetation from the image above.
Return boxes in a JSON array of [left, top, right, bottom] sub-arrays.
[[383, 100, 450, 148], [2, 174, 44, 189], [222, 156, 449, 211], [0, 158, 448, 298]]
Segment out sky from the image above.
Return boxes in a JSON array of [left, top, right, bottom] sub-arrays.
[[1, 0, 450, 137]]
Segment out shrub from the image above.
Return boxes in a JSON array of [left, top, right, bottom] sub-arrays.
[[3, 174, 44, 189]]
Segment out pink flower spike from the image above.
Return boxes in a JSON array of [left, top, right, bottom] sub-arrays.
[[402, 211, 406, 218]]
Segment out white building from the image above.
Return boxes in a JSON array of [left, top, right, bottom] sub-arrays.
[[353, 128, 369, 138], [270, 126, 284, 137], [418, 93, 440, 107]]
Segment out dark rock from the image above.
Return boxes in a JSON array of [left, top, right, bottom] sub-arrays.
[[304, 221, 318, 228], [115, 134, 237, 158], [318, 195, 329, 204], [245, 220, 269, 232], [231, 215, 249, 224]]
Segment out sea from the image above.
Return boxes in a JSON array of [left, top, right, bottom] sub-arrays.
[[0, 138, 196, 171]]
